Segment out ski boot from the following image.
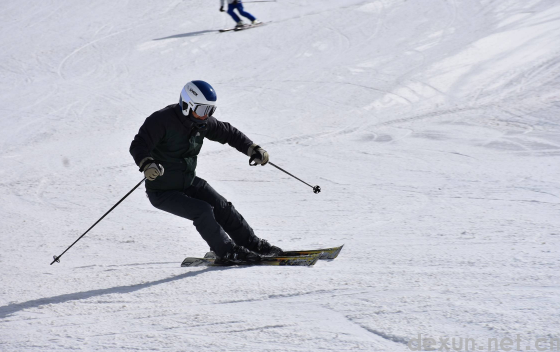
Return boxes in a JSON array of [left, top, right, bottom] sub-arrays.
[[251, 20, 262, 25], [235, 21, 245, 30], [252, 239, 283, 257], [214, 245, 262, 265]]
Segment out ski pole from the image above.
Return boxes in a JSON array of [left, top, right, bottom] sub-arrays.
[[51, 177, 146, 265], [268, 162, 321, 194]]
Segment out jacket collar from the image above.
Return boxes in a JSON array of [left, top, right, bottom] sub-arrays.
[[173, 103, 209, 133]]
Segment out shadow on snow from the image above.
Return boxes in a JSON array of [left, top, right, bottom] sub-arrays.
[[0, 267, 233, 319], [153, 30, 218, 40]]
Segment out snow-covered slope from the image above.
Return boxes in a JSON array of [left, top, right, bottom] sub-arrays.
[[1, 0, 559, 351]]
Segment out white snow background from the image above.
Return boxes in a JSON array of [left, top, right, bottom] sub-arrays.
[[1, 0, 559, 351]]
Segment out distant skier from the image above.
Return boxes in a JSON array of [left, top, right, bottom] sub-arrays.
[[130, 80, 282, 264], [220, 0, 262, 29]]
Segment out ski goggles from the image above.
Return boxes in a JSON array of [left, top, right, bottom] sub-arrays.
[[181, 101, 217, 118], [193, 103, 216, 118]]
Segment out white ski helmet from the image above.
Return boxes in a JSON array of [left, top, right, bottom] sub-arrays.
[[179, 80, 217, 120]]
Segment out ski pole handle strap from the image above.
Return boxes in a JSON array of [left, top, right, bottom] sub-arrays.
[[249, 154, 259, 166]]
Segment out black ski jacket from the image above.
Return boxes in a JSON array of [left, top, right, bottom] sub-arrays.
[[130, 104, 253, 191]]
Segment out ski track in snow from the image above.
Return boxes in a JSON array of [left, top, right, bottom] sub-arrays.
[[1, 0, 560, 351]]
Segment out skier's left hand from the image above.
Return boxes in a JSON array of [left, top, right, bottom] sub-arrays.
[[219, 6, 225, 12], [248, 143, 269, 166]]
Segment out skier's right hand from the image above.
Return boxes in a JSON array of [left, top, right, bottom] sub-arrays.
[[219, 6, 225, 12], [139, 157, 164, 181]]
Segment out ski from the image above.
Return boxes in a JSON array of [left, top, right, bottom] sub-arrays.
[[181, 254, 319, 267], [219, 22, 267, 33], [204, 245, 344, 261], [281, 245, 344, 260]]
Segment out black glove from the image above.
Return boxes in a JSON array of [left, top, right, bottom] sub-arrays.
[[247, 143, 269, 166], [219, 6, 225, 12]]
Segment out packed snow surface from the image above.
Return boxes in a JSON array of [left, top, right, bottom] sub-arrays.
[[1, 0, 559, 351]]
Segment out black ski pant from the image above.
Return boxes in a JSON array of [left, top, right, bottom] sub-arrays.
[[147, 177, 258, 257]]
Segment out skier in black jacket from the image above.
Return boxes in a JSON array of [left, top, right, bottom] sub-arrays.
[[130, 80, 282, 264]]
